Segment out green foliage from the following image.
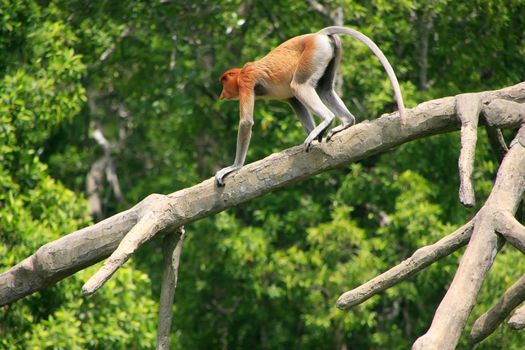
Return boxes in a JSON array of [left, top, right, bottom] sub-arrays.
[[2, 0, 525, 349], [1, 2, 157, 349]]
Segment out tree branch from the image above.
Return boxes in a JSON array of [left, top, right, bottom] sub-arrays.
[[456, 93, 482, 207], [484, 125, 508, 162], [156, 227, 186, 350], [82, 210, 165, 295], [469, 271, 525, 344], [413, 123, 525, 350], [495, 211, 525, 254], [1, 82, 524, 307], [508, 304, 525, 330], [337, 220, 474, 309]]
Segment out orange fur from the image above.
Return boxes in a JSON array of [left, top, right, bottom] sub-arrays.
[[216, 26, 405, 186], [219, 68, 241, 100], [219, 34, 320, 102]]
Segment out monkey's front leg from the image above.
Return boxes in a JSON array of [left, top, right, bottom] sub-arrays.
[[215, 88, 255, 186], [215, 119, 253, 186]]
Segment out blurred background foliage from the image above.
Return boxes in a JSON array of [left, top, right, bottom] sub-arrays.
[[1, 0, 525, 349]]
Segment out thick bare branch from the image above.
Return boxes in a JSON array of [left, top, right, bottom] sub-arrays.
[[456, 93, 482, 207], [413, 124, 525, 350], [157, 227, 186, 350], [483, 99, 525, 128], [508, 304, 525, 330], [336, 220, 474, 309], [0, 208, 138, 305], [82, 210, 168, 295], [1, 82, 524, 306]]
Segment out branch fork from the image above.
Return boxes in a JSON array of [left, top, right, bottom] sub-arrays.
[[82, 194, 176, 295], [337, 92, 525, 349]]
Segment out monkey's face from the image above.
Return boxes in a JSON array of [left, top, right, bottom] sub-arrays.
[[219, 68, 240, 100]]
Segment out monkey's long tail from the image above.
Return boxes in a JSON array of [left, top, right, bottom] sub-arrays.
[[318, 26, 407, 124]]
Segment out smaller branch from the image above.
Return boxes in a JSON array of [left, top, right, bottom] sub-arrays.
[[336, 220, 474, 309], [105, 160, 124, 202], [82, 211, 164, 295], [456, 93, 482, 207], [484, 126, 508, 163], [88, 124, 125, 218], [510, 122, 525, 148], [92, 128, 111, 149], [307, 0, 330, 17], [470, 271, 525, 344], [508, 304, 525, 330], [157, 227, 186, 350], [169, 34, 177, 71], [99, 27, 132, 62], [87, 157, 108, 219], [495, 211, 525, 254]]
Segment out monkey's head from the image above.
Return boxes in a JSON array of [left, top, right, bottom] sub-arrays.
[[219, 68, 241, 100]]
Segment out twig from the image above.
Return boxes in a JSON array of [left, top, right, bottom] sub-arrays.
[[484, 125, 508, 162]]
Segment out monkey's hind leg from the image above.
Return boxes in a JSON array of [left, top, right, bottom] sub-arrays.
[[292, 35, 336, 151], [316, 34, 356, 141], [320, 91, 356, 141], [291, 83, 335, 151], [288, 97, 322, 143]]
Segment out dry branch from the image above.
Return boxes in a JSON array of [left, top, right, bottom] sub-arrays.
[[469, 271, 525, 344], [412, 121, 525, 350], [336, 220, 474, 309], [484, 125, 508, 162], [156, 227, 186, 350], [82, 211, 164, 295], [1, 82, 524, 310], [508, 304, 525, 330], [495, 211, 525, 254], [457, 93, 481, 207]]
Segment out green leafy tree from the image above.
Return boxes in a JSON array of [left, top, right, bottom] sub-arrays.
[[1, 2, 157, 349], [2, 0, 525, 349]]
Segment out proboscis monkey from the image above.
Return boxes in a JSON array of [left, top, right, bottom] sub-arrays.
[[216, 26, 406, 186]]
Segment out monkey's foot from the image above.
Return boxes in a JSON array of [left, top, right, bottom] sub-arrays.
[[304, 133, 319, 152], [326, 123, 352, 142], [304, 126, 331, 151], [215, 165, 241, 187]]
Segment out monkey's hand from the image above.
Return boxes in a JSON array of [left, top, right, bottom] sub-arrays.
[[215, 165, 241, 187]]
